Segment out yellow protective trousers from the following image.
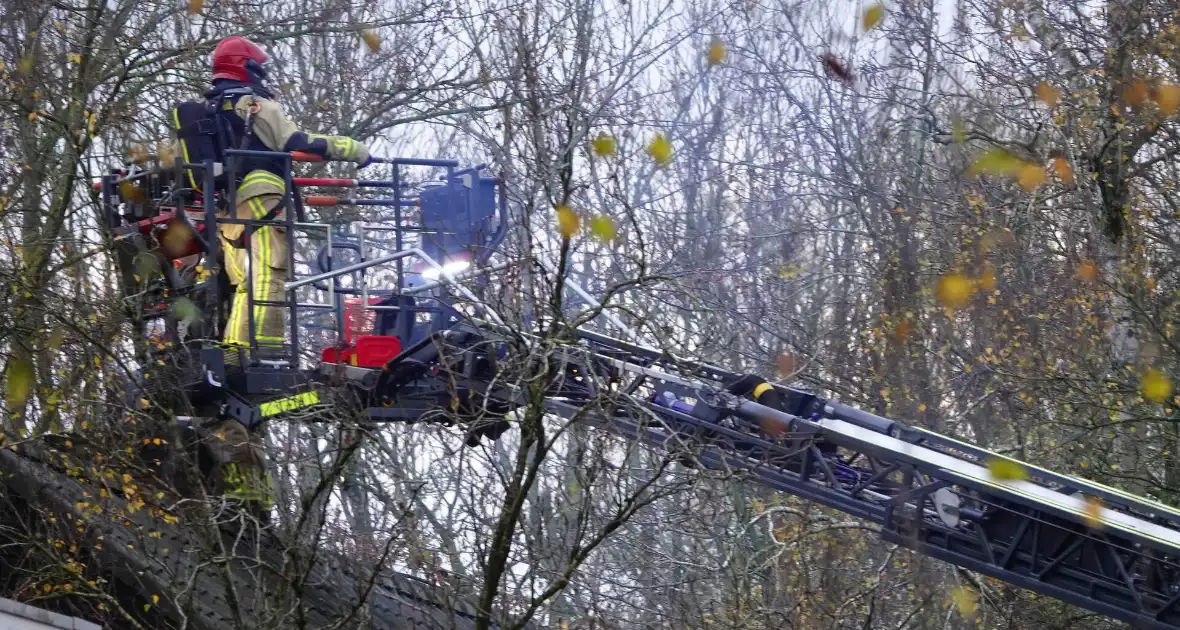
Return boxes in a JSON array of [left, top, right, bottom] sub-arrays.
[[218, 170, 289, 350]]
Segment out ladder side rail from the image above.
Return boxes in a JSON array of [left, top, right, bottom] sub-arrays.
[[425, 337, 924, 525], [884, 519, 1180, 630], [809, 416, 1180, 553], [409, 248, 505, 327], [448, 321, 1180, 554], [557, 328, 1180, 534], [539, 396, 888, 523], [542, 365, 1180, 628], [908, 426, 1180, 528], [572, 325, 739, 384], [535, 256, 644, 345], [403, 262, 513, 296], [542, 337, 1180, 553], [889, 462, 1180, 629]]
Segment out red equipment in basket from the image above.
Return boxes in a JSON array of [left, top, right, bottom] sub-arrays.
[[320, 297, 402, 367], [343, 297, 380, 344]]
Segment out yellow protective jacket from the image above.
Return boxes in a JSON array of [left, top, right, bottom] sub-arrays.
[[228, 94, 370, 201]]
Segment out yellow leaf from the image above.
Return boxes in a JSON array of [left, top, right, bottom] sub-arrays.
[[134, 253, 158, 283], [1051, 157, 1074, 185], [977, 266, 997, 291], [987, 457, 1029, 481], [186, 0, 203, 14], [591, 132, 617, 157], [5, 357, 34, 410], [589, 215, 617, 242], [862, 3, 885, 31], [706, 37, 726, 66], [160, 221, 194, 258], [951, 117, 966, 143], [555, 206, 580, 239], [894, 319, 913, 342], [1077, 260, 1098, 282], [1141, 368, 1172, 403], [1155, 83, 1180, 115], [918, 402, 927, 412], [776, 353, 795, 377], [949, 585, 979, 617], [936, 273, 973, 309], [968, 148, 1023, 178], [1124, 79, 1149, 108], [757, 413, 788, 437], [172, 297, 202, 323], [128, 144, 150, 164], [361, 29, 381, 53], [1035, 81, 1059, 106], [157, 142, 177, 169], [66, 52, 82, 64], [1081, 496, 1104, 529], [777, 263, 803, 279], [647, 134, 672, 167], [1017, 163, 1046, 191], [152, 594, 159, 604]]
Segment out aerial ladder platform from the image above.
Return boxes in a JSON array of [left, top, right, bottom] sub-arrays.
[[84, 145, 1180, 630]]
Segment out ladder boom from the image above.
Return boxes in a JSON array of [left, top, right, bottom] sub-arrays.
[[93, 147, 1180, 630]]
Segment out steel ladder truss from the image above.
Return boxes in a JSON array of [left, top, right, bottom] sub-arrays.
[[322, 324, 1180, 630]]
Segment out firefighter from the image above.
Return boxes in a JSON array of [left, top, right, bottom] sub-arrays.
[[201, 35, 373, 359], [168, 36, 373, 518]]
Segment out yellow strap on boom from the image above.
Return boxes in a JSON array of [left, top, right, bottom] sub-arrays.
[[259, 391, 321, 417], [752, 382, 774, 400]]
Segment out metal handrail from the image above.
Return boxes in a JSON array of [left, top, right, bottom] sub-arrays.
[[285, 247, 505, 326], [286, 250, 418, 290], [409, 249, 505, 326], [403, 261, 512, 295]]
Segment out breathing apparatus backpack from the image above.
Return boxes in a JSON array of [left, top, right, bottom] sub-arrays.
[[170, 88, 247, 192], [169, 86, 285, 194], [169, 86, 288, 247]]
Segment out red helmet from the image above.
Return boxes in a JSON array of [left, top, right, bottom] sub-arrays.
[[211, 36, 268, 82]]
